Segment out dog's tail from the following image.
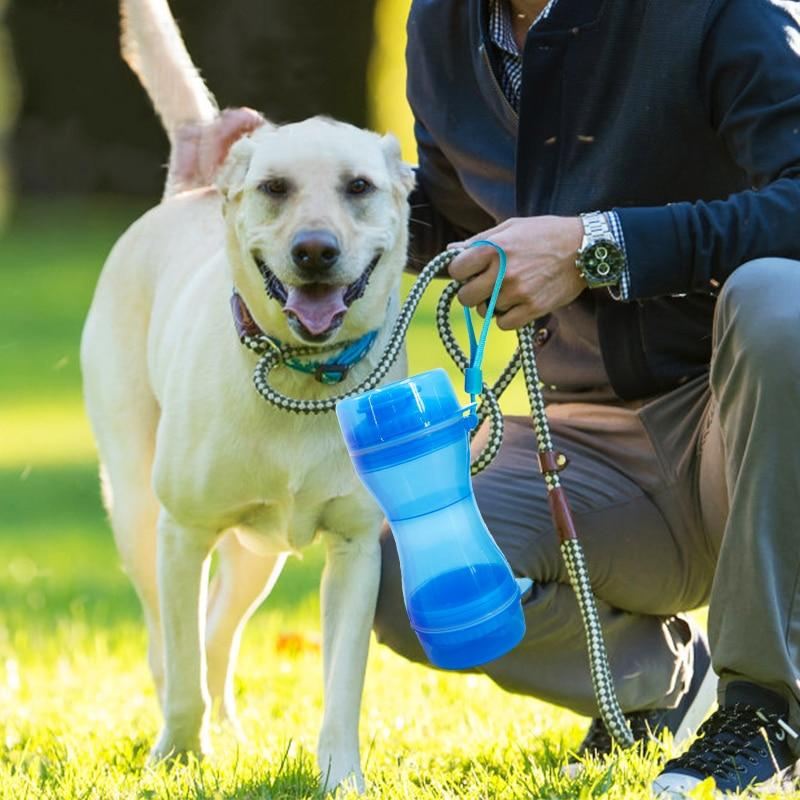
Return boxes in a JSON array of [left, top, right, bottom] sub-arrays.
[[120, 0, 218, 141]]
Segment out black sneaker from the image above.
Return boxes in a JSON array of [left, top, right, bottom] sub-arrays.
[[652, 682, 800, 796], [569, 620, 717, 769]]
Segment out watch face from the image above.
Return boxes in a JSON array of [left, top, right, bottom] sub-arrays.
[[580, 239, 624, 286]]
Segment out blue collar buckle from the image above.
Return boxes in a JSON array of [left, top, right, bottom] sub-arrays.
[[314, 363, 351, 384]]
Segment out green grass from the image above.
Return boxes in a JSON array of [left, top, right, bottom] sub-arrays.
[[0, 198, 790, 799]]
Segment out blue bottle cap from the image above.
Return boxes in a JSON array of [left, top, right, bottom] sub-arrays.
[[336, 368, 465, 456]]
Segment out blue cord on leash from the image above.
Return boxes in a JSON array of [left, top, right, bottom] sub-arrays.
[[460, 240, 508, 424]]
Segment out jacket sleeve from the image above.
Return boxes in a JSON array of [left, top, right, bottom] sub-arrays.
[[407, 117, 496, 271], [614, 0, 800, 300]]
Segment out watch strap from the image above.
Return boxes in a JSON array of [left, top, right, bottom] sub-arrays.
[[581, 211, 612, 244]]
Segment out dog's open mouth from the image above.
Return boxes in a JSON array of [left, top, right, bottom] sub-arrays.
[[254, 253, 382, 342]]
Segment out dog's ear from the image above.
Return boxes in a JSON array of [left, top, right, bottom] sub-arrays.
[[215, 136, 255, 200], [381, 133, 416, 198]]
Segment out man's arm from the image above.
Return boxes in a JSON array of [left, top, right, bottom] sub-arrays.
[[616, 0, 800, 299]]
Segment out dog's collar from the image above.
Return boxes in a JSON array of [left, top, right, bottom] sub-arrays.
[[231, 291, 379, 385]]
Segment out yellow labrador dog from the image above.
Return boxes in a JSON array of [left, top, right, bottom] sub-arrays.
[[81, 0, 413, 790]]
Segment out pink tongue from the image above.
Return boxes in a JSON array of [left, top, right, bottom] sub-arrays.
[[284, 285, 348, 335]]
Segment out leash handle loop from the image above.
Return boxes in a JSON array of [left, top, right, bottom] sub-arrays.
[[462, 240, 508, 415]]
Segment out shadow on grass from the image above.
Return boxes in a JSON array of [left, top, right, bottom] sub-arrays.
[[0, 461, 325, 632]]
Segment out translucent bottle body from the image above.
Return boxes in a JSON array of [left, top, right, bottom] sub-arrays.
[[337, 369, 526, 669]]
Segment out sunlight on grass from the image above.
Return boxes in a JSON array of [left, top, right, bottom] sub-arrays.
[[4, 610, 786, 799], [0, 611, 671, 800]]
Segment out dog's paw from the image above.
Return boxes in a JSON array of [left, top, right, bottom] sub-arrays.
[[168, 107, 266, 194], [148, 727, 211, 766], [213, 709, 247, 745], [317, 751, 365, 795]]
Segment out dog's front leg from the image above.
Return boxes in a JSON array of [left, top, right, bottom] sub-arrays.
[[151, 511, 216, 762], [317, 528, 381, 793]]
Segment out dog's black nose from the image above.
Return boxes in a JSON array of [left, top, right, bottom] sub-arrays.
[[291, 230, 341, 272]]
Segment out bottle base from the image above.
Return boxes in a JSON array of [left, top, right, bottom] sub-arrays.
[[415, 601, 526, 670]]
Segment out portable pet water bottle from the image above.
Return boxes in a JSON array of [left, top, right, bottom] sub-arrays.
[[336, 241, 530, 670], [336, 369, 529, 669]]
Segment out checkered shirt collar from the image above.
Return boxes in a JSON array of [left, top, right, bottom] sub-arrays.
[[488, 0, 559, 56], [489, 0, 520, 57]]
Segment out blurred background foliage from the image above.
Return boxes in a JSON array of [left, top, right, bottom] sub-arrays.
[[2, 0, 414, 206]]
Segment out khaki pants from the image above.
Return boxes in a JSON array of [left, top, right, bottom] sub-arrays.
[[374, 258, 800, 749]]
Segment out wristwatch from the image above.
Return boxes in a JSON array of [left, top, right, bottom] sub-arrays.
[[576, 211, 625, 289]]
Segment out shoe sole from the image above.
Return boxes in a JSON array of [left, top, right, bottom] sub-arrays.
[[652, 760, 798, 798]]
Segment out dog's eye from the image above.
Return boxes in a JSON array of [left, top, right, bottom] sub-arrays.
[[346, 178, 372, 196], [259, 179, 289, 197]]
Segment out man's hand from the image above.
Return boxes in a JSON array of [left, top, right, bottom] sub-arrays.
[[447, 216, 586, 330], [167, 107, 267, 196]]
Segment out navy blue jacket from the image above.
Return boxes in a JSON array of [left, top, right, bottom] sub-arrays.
[[407, 0, 800, 399]]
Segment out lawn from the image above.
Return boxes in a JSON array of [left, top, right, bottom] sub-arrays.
[[0, 197, 784, 799]]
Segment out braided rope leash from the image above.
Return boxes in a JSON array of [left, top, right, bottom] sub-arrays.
[[249, 246, 634, 748], [516, 317, 634, 749]]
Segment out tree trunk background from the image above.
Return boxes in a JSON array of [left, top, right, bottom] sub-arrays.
[[7, 0, 378, 197]]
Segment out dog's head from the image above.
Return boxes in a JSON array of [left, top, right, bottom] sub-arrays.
[[216, 117, 415, 346]]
